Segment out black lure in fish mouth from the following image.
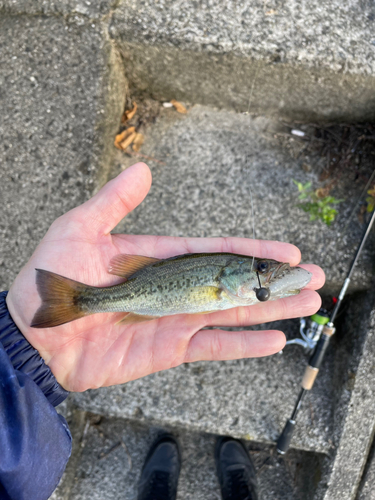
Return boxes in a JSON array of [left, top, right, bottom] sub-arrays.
[[251, 261, 293, 302]]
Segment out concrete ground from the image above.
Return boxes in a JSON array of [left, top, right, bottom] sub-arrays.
[[2, 2, 375, 499]]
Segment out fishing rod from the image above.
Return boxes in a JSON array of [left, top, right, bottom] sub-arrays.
[[276, 207, 375, 454]]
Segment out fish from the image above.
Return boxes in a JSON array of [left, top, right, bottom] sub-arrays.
[[30, 253, 312, 328]]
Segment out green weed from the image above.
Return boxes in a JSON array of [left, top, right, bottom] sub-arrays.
[[293, 180, 343, 226]]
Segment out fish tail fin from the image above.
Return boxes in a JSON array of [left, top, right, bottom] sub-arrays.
[[31, 269, 91, 328]]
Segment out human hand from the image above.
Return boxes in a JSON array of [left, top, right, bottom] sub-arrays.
[[6, 162, 325, 392]]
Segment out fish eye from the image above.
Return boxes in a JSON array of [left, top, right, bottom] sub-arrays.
[[257, 260, 270, 274]]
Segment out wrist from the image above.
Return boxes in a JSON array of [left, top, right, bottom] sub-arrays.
[[0, 291, 69, 406]]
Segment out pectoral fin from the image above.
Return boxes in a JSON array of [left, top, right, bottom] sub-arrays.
[[116, 312, 160, 325]]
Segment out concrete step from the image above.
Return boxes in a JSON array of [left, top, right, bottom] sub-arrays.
[[2, 1, 375, 121], [109, 0, 375, 121], [357, 438, 375, 500], [72, 321, 334, 454], [51, 405, 326, 500], [0, 11, 126, 290]]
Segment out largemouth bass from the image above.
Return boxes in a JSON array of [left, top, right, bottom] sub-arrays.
[[31, 253, 311, 328]]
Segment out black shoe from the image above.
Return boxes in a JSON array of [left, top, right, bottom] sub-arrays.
[[137, 435, 181, 500], [215, 437, 258, 500]]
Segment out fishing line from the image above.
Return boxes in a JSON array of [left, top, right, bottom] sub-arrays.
[[343, 166, 375, 232], [243, 64, 271, 303], [318, 166, 375, 275], [244, 63, 260, 274], [250, 187, 256, 272], [246, 63, 260, 115]]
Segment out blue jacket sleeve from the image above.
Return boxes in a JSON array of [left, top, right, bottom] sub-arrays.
[[0, 291, 72, 500]]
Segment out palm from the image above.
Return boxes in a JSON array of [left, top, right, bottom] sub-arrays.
[[7, 163, 324, 392]]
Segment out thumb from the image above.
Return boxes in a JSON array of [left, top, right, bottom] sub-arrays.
[[72, 162, 152, 235]]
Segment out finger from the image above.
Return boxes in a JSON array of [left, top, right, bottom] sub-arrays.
[[112, 234, 302, 266], [73, 162, 152, 235], [202, 290, 322, 328], [298, 264, 325, 290], [184, 329, 286, 362]]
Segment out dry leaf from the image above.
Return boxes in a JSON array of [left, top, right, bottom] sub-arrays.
[[126, 102, 137, 121], [132, 133, 145, 152], [120, 132, 137, 150], [265, 9, 277, 15], [121, 102, 138, 123], [114, 127, 136, 149], [171, 99, 187, 114], [315, 187, 330, 199]]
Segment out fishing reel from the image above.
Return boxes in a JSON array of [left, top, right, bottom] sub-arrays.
[[285, 308, 330, 353]]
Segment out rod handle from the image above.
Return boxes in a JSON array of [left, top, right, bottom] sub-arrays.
[[301, 366, 319, 390], [276, 419, 296, 454]]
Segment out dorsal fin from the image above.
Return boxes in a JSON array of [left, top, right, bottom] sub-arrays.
[[108, 254, 160, 278]]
